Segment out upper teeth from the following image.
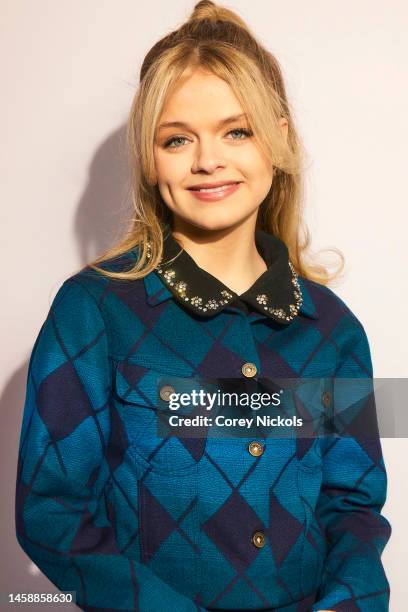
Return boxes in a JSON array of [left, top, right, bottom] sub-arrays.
[[196, 184, 236, 192]]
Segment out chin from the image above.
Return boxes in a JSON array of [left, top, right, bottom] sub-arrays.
[[170, 199, 257, 231], [180, 213, 246, 233]]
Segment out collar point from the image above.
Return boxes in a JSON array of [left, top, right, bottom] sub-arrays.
[[297, 276, 319, 319]]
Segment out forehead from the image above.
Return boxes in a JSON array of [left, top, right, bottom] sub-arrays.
[[158, 70, 244, 127]]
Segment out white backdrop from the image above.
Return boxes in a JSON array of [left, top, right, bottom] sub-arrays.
[[1, 1, 406, 608]]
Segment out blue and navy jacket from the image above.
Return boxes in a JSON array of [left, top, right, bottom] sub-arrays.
[[15, 229, 391, 611]]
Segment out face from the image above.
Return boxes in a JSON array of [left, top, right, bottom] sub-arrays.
[[153, 67, 287, 233]]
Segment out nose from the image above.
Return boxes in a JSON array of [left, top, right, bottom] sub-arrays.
[[191, 138, 226, 174]]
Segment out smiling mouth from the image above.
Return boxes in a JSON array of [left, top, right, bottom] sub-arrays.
[[189, 182, 241, 193], [195, 185, 234, 193], [187, 181, 242, 202]]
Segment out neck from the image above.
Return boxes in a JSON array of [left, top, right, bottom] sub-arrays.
[[170, 216, 267, 295]]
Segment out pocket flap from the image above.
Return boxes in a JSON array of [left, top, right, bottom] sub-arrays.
[[114, 360, 213, 414]]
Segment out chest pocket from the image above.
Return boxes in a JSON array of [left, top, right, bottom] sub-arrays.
[[113, 357, 211, 475]]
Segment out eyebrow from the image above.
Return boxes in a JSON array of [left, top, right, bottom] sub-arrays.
[[157, 113, 248, 131]]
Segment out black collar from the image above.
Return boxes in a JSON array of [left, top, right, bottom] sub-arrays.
[[148, 229, 306, 324]]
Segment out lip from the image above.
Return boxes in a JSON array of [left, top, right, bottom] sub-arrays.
[[187, 181, 242, 202], [188, 180, 241, 190]]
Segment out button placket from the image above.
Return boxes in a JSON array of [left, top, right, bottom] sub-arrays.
[[230, 310, 261, 381], [321, 390, 331, 408], [321, 377, 335, 435]]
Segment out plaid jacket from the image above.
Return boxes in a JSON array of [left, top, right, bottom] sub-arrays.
[[15, 232, 391, 611]]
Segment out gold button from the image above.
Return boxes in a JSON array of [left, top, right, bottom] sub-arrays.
[[321, 391, 331, 408], [241, 362, 257, 378], [252, 531, 265, 548], [159, 385, 176, 401], [248, 441, 264, 457]]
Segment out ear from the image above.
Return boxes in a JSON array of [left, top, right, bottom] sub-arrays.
[[279, 117, 289, 142]]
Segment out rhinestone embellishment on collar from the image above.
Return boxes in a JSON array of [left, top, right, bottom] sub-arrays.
[[160, 267, 234, 313], [146, 239, 234, 312], [256, 262, 303, 321]]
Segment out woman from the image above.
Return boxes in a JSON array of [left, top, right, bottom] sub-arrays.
[[15, 1, 391, 610]]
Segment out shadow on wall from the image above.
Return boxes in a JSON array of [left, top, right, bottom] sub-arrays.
[[75, 124, 134, 264], [1, 124, 133, 608]]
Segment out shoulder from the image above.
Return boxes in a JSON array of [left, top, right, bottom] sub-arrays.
[[299, 276, 373, 374], [42, 249, 147, 338], [31, 251, 145, 368], [300, 276, 365, 328], [57, 248, 143, 304]]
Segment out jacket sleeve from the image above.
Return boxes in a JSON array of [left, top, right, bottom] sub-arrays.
[[312, 318, 392, 612], [15, 278, 206, 612]]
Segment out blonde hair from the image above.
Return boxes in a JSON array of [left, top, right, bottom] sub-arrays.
[[81, 0, 343, 284]]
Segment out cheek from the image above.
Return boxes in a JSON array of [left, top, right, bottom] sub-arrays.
[[241, 156, 273, 196], [154, 150, 186, 186], [153, 153, 166, 184], [234, 147, 272, 181], [254, 161, 273, 196]]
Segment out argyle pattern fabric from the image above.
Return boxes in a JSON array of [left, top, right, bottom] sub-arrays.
[[15, 250, 391, 611]]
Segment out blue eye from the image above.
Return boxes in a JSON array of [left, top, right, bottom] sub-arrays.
[[163, 127, 253, 149], [228, 128, 253, 140], [164, 136, 188, 149]]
